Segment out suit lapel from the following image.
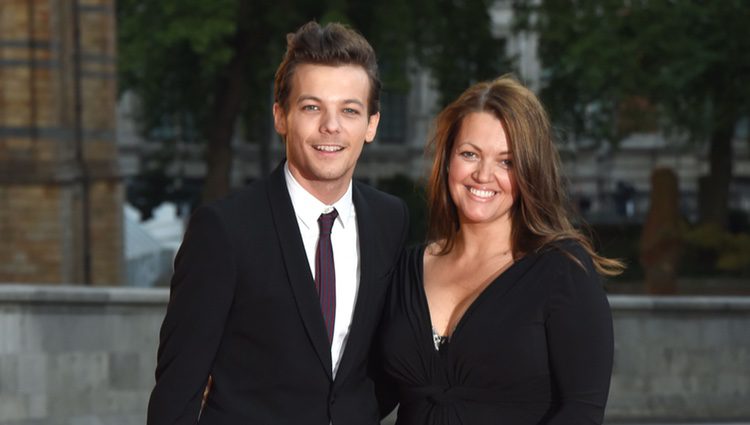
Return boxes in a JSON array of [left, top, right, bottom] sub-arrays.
[[334, 183, 379, 381], [266, 163, 333, 379]]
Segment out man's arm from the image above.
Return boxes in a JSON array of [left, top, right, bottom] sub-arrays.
[[147, 206, 237, 424]]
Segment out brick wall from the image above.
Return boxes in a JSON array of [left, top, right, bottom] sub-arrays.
[[0, 0, 123, 285]]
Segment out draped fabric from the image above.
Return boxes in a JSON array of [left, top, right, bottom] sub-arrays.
[[379, 241, 614, 425]]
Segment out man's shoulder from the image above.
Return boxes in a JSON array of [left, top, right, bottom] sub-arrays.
[[201, 178, 272, 223], [353, 181, 405, 210]]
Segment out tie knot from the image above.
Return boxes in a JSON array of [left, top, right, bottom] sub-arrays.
[[318, 209, 338, 234]]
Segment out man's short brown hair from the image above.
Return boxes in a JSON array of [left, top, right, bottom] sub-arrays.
[[274, 21, 381, 116]]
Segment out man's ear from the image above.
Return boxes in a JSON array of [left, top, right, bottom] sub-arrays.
[[364, 112, 380, 144], [272, 103, 287, 136]]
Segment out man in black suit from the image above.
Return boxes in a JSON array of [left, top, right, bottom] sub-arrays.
[[146, 21, 408, 424]]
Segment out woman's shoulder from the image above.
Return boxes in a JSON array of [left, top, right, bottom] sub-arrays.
[[394, 243, 427, 278], [387, 244, 428, 307], [401, 243, 427, 263], [537, 238, 591, 264], [533, 238, 599, 284], [535, 239, 610, 320]]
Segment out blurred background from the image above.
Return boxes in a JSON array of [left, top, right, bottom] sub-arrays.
[[2, 0, 749, 290], [0, 0, 748, 424]]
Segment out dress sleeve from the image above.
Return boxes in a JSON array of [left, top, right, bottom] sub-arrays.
[[147, 206, 237, 424], [544, 245, 614, 425]]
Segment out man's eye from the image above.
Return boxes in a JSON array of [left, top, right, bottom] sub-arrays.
[[343, 108, 360, 115], [302, 105, 319, 111]]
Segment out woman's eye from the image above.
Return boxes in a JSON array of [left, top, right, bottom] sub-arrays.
[[460, 151, 478, 160], [499, 159, 513, 169]]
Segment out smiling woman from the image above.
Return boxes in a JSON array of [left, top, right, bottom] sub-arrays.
[[446, 112, 515, 227], [378, 75, 625, 425]]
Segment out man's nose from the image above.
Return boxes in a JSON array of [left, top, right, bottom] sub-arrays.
[[320, 110, 341, 134]]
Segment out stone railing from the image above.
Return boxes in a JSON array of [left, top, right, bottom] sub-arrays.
[[1, 285, 748, 424], [606, 295, 750, 422], [0, 285, 168, 425]]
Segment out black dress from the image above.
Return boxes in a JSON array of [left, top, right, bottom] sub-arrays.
[[379, 240, 613, 425]]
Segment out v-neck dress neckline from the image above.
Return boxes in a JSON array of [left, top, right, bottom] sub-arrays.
[[415, 244, 531, 355]]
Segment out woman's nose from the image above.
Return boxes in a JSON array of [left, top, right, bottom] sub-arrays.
[[472, 160, 493, 182]]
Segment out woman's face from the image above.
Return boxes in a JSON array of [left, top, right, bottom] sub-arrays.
[[447, 111, 516, 227]]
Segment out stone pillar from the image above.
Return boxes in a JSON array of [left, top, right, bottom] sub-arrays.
[[0, 0, 123, 285]]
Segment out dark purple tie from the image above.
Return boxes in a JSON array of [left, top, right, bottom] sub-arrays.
[[316, 209, 338, 344]]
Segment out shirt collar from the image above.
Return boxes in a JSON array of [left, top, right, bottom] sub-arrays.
[[284, 162, 355, 231]]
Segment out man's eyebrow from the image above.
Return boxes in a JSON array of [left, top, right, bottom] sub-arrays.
[[342, 99, 365, 108], [296, 95, 321, 104], [295, 95, 365, 108]]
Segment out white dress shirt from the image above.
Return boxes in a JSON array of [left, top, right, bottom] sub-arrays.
[[284, 163, 360, 378]]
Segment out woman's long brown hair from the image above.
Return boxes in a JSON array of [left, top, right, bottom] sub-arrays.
[[426, 75, 624, 276]]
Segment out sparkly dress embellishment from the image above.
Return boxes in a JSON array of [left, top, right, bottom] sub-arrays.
[[432, 328, 449, 351]]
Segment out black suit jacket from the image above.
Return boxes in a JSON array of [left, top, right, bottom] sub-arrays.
[[147, 163, 409, 424]]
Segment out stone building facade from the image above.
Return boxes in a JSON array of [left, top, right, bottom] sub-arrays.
[[0, 0, 123, 285]]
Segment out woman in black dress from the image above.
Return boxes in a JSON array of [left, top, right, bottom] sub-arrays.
[[379, 76, 624, 424]]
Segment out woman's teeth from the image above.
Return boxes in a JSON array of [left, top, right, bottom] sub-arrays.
[[469, 187, 495, 198]]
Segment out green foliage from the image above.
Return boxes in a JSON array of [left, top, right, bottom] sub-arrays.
[[350, 0, 414, 93], [117, 0, 238, 133], [514, 1, 750, 143], [118, 0, 508, 135], [413, 0, 509, 106], [117, 0, 324, 139], [514, 1, 750, 227], [593, 221, 750, 284], [684, 223, 750, 275], [514, 1, 642, 143], [625, 1, 750, 142]]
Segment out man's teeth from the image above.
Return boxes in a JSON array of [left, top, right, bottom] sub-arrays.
[[314, 145, 343, 152], [469, 187, 496, 198]]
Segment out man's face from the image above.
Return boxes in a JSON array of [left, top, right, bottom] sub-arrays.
[[273, 64, 380, 198]]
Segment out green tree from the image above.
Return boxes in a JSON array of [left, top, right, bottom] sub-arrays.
[[118, 0, 320, 205], [515, 1, 750, 227], [415, 0, 508, 107], [118, 0, 507, 208]]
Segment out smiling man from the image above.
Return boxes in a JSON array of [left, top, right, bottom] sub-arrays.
[[147, 21, 409, 425], [274, 62, 379, 204]]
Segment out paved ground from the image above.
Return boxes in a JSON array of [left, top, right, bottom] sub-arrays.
[[383, 422, 750, 425], [380, 414, 750, 425]]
